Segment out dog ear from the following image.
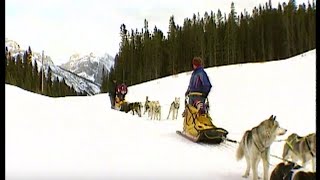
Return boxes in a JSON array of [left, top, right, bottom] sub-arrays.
[[269, 115, 274, 120], [273, 116, 276, 120]]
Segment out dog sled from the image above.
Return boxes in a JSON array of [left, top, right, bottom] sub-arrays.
[[114, 96, 128, 111], [177, 93, 229, 144]]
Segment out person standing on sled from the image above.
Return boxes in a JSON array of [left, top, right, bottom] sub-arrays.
[[108, 79, 118, 109], [116, 83, 128, 102], [179, 58, 228, 144], [185, 57, 212, 114], [115, 83, 128, 111]]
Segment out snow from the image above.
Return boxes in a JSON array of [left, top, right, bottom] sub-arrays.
[[5, 50, 316, 180]]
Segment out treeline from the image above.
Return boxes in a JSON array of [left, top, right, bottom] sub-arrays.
[[5, 47, 80, 97], [102, 0, 316, 92]]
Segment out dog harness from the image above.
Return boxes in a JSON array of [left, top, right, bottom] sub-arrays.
[[286, 136, 315, 157], [174, 102, 180, 109], [251, 128, 267, 153], [283, 164, 302, 180], [305, 137, 315, 157]]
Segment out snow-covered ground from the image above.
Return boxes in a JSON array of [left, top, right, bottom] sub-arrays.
[[6, 50, 316, 180]]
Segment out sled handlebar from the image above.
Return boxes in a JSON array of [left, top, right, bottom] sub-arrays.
[[185, 92, 203, 105], [186, 92, 203, 97]]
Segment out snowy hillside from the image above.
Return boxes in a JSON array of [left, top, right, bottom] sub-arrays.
[[5, 39, 101, 95], [5, 49, 316, 180], [60, 52, 114, 85]]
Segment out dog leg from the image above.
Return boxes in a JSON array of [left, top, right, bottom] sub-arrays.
[[152, 110, 155, 120], [243, 154, 251, 178], [312, 158, 316, 172], [262, 150, 270, 180], [176, 109, 179, 119], [301, 158, 307, 169], [172, 110, 175, 120], [251, 157, 260, 180], [138, 108, 142, 117]]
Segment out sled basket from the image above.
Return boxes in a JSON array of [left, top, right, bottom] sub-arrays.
[[198, 127, 229, 144]]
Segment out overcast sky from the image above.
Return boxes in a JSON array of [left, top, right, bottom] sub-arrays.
[[5, 0, 310, 65]]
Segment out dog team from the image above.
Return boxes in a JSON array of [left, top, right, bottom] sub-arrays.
[[123, 96, 181, 121], [236, 115, 316, 180]]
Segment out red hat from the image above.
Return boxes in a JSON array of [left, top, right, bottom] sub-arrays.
[[192, 57, 202, 67]]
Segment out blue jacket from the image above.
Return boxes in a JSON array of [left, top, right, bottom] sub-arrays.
[[187, 66, 212, 95]]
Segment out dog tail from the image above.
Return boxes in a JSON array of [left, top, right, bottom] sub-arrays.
[[236, 131, 248, 161], [236, 143, 244, 161]]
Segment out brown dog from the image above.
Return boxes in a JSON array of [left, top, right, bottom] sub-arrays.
[[270, 161, 302, 180]]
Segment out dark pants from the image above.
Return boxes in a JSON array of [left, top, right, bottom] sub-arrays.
[[188, 95, 207, 114], [109, 94, 115, 109]]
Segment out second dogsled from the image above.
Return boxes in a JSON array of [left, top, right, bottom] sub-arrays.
[[113, 83, 142, 117], [177, 92, 229, 145], [114, 83, 129, 112]]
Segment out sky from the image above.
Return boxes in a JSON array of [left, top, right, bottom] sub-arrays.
[[5, 49, 316, 180], [5, 0, 311, 65]]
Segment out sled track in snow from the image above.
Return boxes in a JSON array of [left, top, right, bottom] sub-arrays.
[[197, 141, 238, 152]]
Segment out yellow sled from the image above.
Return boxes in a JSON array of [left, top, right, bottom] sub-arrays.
[[179, 94, 228, 144], [114, 96, 127, 111]]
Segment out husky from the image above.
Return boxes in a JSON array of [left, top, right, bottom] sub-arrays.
[[270, 161, 316, 180], [270, 161, 302, 180], [124, 102, 143, 117], [152, 101, 161, 120], [282, 132, 316, 172], [147, 101, 161, 120], [167, 97, 180, 120], [143, 96, 150, 115], [236, 115, 287, 180]]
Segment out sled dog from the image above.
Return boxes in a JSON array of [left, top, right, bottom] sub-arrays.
[[152, 101, 161, 120], [125, 102, 143, 117], [282, 132, 316, 171], [236, 115, 287, 180], [143, 96, 150, 115], [147, 101, 161, 120], [167, 97, 180, 120], [270, 161, 316, 180], [270, 161, 302, 180]]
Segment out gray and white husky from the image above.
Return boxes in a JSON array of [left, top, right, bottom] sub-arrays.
[[282, 132, 316, 172], [236, 115, 287, 180], [167, 97, 180, 120]]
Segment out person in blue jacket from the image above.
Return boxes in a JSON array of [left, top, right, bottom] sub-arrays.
[[185, 57, 212, 114]]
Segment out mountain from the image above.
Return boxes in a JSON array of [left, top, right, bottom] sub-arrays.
[[5, 38, 56, 71], [5, 38, 101, 95], [60, 52, 114, 85]]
